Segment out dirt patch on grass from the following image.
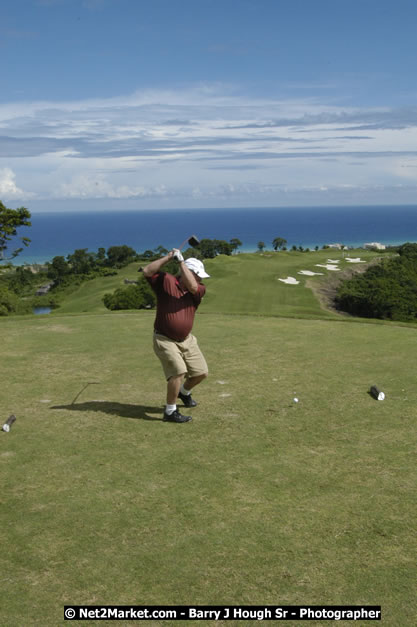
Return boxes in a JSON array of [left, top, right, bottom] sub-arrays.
[[43, 324, 74, 333], [307, 258, 384, 316]]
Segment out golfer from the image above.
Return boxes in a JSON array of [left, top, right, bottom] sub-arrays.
[[142, 249, 210, 423]]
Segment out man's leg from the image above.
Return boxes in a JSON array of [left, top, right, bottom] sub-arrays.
[[179, 373, 208, 407], [153, 334, 191, 423], [167, 373, 185, 404], [164, 373, 191, 423], [179, 334, 208, 406], [183, 373, 207, 392]]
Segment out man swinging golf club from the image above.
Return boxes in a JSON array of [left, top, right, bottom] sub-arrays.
[[142, 248, 210, 423]]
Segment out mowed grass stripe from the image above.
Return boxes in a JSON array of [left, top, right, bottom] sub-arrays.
[[1, 311, 416, 625]]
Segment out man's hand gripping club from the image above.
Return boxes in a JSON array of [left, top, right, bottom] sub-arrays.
[[142, 249, 198, 294], [172, 248, 184, 262]]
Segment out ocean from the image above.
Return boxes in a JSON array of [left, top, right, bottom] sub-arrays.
[[10, 205, 417, 265]]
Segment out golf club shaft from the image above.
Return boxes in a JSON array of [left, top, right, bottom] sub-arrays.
[[178, 237, 190, 251]]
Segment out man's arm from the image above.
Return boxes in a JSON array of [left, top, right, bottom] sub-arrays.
[[142, 251, 174, 278], [179, 260, 199, 295]]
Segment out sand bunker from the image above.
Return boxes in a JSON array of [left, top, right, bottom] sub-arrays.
[[278, 276, 300, 285], [345, 257, 366, 263], [298, 270, 324, 276], [316, 264, 340, 271]]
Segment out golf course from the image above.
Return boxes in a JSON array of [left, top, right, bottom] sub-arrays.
[[1, 250, 415, 626]]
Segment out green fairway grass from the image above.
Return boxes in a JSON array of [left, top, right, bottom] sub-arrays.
[[201, 250, 380, 319], [52, 264, 144, 315], [1, 252, 415, 626], [53, 249, 381, 319]]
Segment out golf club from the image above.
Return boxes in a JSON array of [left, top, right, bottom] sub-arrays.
[[138, 234, 201, 272], [178, 234, 200, 251]]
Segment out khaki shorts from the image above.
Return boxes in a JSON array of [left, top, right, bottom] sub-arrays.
[[153, 332, 208, 380]]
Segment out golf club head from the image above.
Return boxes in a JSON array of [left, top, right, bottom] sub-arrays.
[[178, 234, 200, 250], [188, 235, 200, 248]]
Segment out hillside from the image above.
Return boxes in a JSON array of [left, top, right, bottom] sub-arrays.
[[52, 248, 383, 319], [1, 250, 415, 626]]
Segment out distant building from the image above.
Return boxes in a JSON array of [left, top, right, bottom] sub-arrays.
[[326, 243, 348, 250], [27, 264, 47, 274], [364, 242, 386, 250]]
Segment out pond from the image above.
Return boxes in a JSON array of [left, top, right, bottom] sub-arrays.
[[33, 306, 52, 315]]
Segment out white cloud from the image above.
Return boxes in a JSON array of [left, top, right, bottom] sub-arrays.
[[58, 174, 169, 199], [0, 167, 34, 200], [1, 85, 417, 208]]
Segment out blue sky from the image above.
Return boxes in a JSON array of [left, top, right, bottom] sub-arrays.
[[1, 0, 417, 212]]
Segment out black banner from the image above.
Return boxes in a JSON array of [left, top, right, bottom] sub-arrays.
[[64, 605, 382, 621]]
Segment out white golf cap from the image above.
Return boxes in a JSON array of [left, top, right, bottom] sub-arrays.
[[184, 257, 210, 278]]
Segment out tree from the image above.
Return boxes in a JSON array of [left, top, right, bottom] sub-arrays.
[[257, 241, 265, 252], [272, 237, 287, 251], [141, 250, 153, 259], [398, 242, 417, 259], [335, 245, 417, 322], [213, 239, 233, 256], [0, 201, 31, 262], [199, 239, 217, 258], [7, 266, 37, 294], [47, 256, 71, 285], [0, 286, 20, 316], [66, 249, 97, 275], [153, 245, 168, 258], [230, 238, 242, 253], [106, 245, 137, 268], [103, 278, 155, 311]]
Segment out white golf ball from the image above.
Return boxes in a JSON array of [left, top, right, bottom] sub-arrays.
[[293, 397, 299, 403]]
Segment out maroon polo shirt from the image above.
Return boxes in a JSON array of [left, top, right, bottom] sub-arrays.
[[147, 272, 206, 341]]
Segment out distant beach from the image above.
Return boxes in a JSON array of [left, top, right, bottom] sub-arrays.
[[12, 205, 417, 265]]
